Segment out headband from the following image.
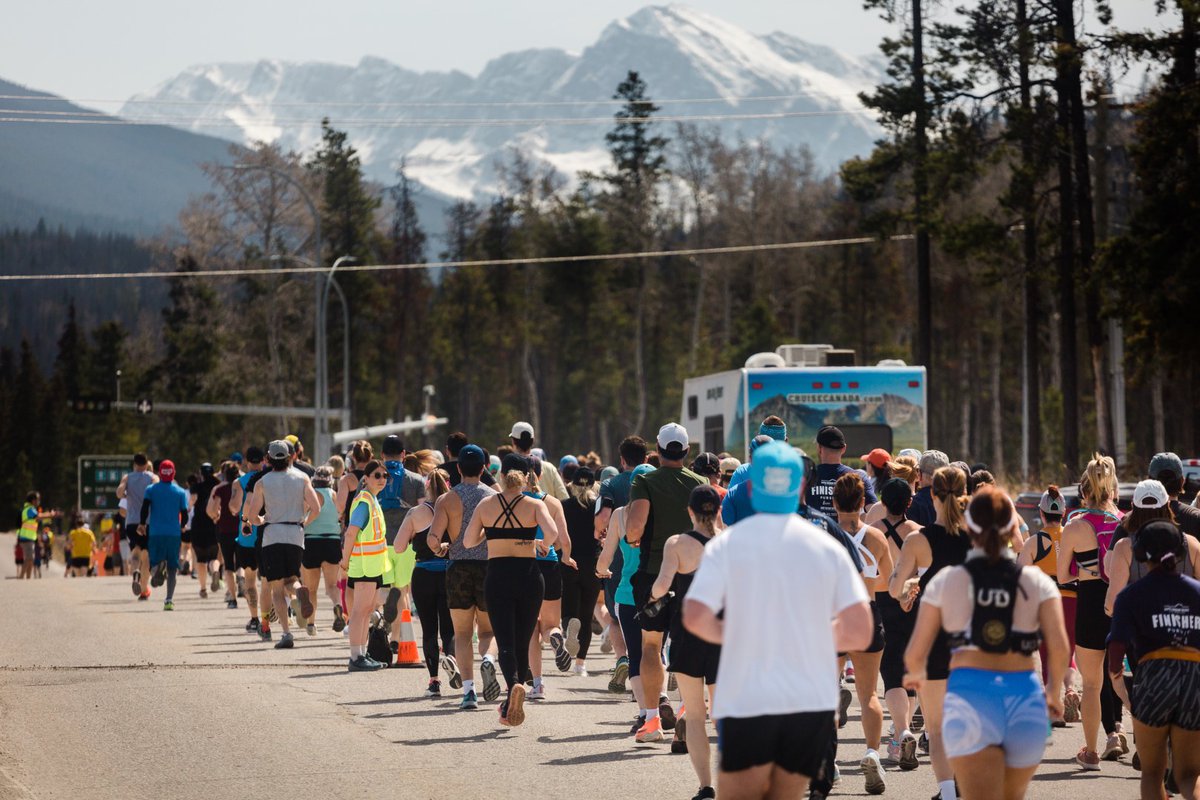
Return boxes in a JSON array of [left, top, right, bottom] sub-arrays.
[[964, 500, 1019, 535], [759, 423, 787, 440]]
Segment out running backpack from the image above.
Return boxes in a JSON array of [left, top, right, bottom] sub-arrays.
[[1065, 509, 1121, 583]]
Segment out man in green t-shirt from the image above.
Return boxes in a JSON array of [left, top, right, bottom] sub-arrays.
[[625, 422, 705, 743]]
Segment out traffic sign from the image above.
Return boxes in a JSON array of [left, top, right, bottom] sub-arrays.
[[78, 455, 132, 513], [136, 398, 153, 415]]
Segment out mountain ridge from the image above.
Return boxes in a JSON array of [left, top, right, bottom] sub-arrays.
[[123, 4, 883, 199]]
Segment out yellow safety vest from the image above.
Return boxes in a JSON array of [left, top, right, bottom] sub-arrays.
[[347, 491, 387, 578], [19, 504, 38, 541]]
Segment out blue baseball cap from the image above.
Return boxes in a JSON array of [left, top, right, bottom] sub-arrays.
[[560, 455, 579, 470], [229, 451, 244, 463], [632, 463, 656, 479], [458, 444, 486, 469], [749, 441, 804, 514]]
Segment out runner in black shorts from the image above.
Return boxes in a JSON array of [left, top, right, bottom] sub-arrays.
[[431, 444, 499, 709], [874, 478, 922, 769], [208, 463, 241, 608], [525, 458, 573, 698], [649, 485, 723, 800], [301, 466, 345, 635], [835, 472, 894, 795]]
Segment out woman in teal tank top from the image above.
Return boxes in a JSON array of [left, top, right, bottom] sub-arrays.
[[300, 467, 345, 637]]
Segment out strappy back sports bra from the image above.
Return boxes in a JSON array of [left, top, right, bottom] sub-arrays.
[[883, 518, 927, 577], [852, 525, 880, 579], [483, 494, 539, 542]]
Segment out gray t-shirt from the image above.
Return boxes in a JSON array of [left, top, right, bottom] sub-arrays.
[[449, 481, 495, 561], [124, 471, 154, 525], [260, 467, 308, 547]]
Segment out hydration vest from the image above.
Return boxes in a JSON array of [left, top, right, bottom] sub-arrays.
[[1066, 508, 1121, 583], [947, 558, 1041, 655]]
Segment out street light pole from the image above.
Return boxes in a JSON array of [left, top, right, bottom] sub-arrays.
[[230, 164, 324, 454], [321, 256, 357, 443], [271, 253, 356, 452]]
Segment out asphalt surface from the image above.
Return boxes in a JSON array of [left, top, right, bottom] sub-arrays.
[[0, 531, 1144, 800]]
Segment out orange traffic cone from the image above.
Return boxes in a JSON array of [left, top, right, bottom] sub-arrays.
[[395, 608, 421, 667]]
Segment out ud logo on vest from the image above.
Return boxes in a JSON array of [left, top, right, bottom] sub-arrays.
[[977, 587, 1012, 608]]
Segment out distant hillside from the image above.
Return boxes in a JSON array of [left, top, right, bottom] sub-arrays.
[[0, 78, 236, 234]]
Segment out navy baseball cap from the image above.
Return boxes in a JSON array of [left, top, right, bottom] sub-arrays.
[[458, 444, 486, 470]]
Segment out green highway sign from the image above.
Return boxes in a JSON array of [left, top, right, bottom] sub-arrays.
[[78, 455, 132, 512]]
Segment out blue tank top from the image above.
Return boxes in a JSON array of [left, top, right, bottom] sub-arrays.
[[525, 490, 559, 562], [235, 472, 259, 547]]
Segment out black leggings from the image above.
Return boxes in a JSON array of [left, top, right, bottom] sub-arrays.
[[411, 566, 455, 678], [560, 562, 601, 659], [483, 558, 544, 692], [1101, 668, 1123, 735]]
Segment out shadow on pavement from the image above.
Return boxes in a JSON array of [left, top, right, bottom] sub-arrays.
[[397, 729, 511, 746], [542, 749, 660, 766]]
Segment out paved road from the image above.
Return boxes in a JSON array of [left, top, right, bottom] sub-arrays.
[[0, 532, 1143, 800]]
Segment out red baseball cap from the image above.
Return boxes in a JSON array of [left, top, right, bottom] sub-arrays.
[[860, 448, 892, 469], [158, 459, 176, 480]]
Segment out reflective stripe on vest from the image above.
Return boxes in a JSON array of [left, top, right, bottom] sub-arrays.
[[348, 492, 387, 576], [19, 504, 38, 541]]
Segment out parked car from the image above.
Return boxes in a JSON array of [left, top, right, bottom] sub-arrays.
[[1178, 457, 1200, 505], [1014, 482, 1140, 532]]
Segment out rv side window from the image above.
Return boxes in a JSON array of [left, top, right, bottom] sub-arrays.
[[704, 415, 724, 455], [687, 396, 699, 420]]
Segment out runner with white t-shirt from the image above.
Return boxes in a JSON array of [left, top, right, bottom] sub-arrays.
[[684, 441, 874, 800]]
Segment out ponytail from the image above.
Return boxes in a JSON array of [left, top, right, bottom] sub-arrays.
[[1080, 452, 1118, 509], [966, 486, 1016, 562], [932, 465, 969, 536]]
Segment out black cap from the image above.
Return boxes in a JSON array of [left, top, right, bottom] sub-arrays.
[[816, 426, 846, 449], [573, 466, 596, 486], [245, 445, 265, 463], [689, 484, 722, 516], [501, 453, 532, 474], [200, 462, 214, 476], [692, 452, 721, 477], [382, 435, 405, 456], [880, 477, 913, 509], [1135, 520, 1185, 563]]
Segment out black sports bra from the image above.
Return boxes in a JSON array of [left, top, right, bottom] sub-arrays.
[[484, 494, 539, 541], [882, 519, 904, 550]]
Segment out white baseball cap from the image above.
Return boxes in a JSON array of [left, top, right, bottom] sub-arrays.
[[1132, 479, 1169, 510], [657, 422, 689, 455], [509, 421, 535, 440]]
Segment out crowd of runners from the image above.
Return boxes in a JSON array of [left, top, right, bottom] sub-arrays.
[[14, 419, 1200, 800]]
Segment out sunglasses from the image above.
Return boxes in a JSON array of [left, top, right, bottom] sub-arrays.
[[370, 471, 388, 480]]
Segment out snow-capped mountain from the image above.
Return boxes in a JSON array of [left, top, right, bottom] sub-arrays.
[[122, 5, 882, 199]]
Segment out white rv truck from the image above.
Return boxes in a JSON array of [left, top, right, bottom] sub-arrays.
[[680, 344, 928, 462]]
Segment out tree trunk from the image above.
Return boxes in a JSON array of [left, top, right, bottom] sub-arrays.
[[1017, 0, 1041, 480], [1054, 14, 1081, 475], [990, 335, 1004, 476], [912, 0, 933, 382], [1151, 365, 1165, 453], [633, 275, 648, 436]]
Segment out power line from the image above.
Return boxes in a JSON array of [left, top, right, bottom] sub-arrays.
[[0, 90, 867, 109], [0, 235, 913, 283], [0, 108, 873, 130]]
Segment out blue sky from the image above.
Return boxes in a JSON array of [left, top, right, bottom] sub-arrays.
[[1, 1, 1166, 112]]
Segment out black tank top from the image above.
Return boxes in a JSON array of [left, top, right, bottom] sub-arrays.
[[919, 523, 971, 594], [484, 494, 539, 542], [563, 498, 599, 566], [669, 530, 711, 597], [411, 502, 445, 563], [345, 468, 367, 515]]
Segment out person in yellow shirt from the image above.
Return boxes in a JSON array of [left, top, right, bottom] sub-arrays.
[[68, 514, 97, 577]]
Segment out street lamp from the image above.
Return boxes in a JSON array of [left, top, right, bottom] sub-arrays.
[[229, 163, 325, 453], [270, 253, 357, 448]]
